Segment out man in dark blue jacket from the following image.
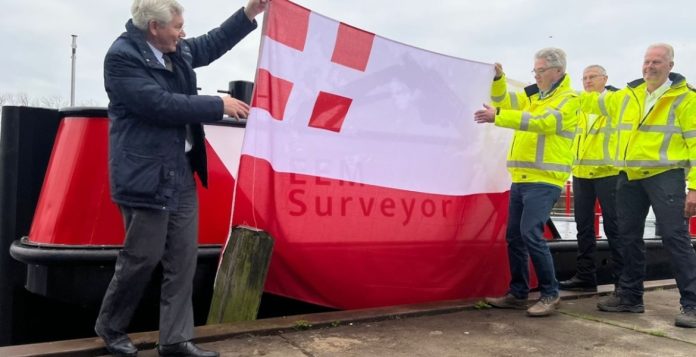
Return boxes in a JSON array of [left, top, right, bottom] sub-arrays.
[[95, 1, 268, 356]]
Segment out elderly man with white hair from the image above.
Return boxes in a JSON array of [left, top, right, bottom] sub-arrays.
[[95, 0, 269, 356]]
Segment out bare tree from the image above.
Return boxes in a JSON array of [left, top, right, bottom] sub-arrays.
[[1, 92, 105, 122]]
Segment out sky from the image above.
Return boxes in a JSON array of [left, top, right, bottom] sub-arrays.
[[1, 0, 695, 107]]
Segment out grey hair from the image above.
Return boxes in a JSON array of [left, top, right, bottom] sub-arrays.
[[131, 0, 184, 31], [647, 43, 675, 62], [535, 47, 567, 72], [584, 64, 607, 76]]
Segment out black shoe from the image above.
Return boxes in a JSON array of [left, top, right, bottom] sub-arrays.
[[158, 341, 219, 357], [95, 326, 138, 357], [675, 306, 696, 328], [102, 336, 138, 357], [559, 276, 597, 292], [597, 292, 644, 313]]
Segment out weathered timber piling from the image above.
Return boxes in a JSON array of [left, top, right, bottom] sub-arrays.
[[207, 226, 274, 324]]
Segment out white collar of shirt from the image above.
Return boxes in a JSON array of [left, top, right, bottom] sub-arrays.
[[644, 79, 672, 117], [146, 42, 167, 68]]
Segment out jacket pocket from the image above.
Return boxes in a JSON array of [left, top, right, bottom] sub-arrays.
[[117, 151, 163, 197]]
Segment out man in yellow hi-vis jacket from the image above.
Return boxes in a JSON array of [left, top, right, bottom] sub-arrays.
[[582, 43, 696, 328], [560, 65, 622, 292], [474, 48, 579, 317]]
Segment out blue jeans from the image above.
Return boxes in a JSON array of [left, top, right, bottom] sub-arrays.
[[616, 169, 696, 307], [506, 183, 561, 299]]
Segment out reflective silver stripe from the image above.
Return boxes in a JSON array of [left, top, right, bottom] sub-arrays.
[[638, 125, 682, 134], [604, 128, 614, 160], [575, 159, 613, 166], [536, 135, 546, 164], [550, 98, 576, 139], [598, 92, 610, 117], [559, 131, 575, 139], [507, 161, 572, 173], [491, 94, 506, 102], [509, 93, 519, 109], [600, 113, 615, 161], [615, 96, 632, 161], [658, 93, 688, 163], [667, 94, 686, 126], [550, 109, 563, 136], [551, 107, 574, 139], [619, 95, 630, 122], [555, 97, 571, 110], [624, 159, 689, 168], [523, 108, 573, 138], [683, 130, 696, 139], [520, 112, 531, 131]]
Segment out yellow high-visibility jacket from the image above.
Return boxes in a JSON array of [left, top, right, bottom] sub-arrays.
[[491, 74, 579, 188], [580, 73, 696, 189], [572, 86, 621, 179]]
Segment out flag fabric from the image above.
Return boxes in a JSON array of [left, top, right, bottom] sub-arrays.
[[231, 0, 514, 309]]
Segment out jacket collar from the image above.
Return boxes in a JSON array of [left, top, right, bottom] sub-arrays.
[[524, 73, 569, 98], [124, 19, 172, 70], [627, 72, 687, 90]]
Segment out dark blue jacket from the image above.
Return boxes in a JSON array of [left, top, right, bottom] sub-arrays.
[[105, 8, 256, 210]]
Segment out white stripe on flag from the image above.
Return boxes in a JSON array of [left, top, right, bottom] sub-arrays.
[[244, 11, 511, 196]]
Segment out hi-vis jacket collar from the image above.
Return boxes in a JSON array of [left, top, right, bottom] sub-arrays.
[[627, 72, 686, 89], [524, 74, 567, 97]]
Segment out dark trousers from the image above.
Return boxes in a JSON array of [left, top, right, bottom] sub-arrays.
[[506, 183, 561, 299], [616, 169, 696, 307], [573, 175, 622, 284], [95, 184, 199, 345]]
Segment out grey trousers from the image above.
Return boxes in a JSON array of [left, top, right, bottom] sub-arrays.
[[95, 185, 199, 345]]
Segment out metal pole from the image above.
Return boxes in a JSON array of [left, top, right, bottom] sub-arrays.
[[70, 34, 77, 106]]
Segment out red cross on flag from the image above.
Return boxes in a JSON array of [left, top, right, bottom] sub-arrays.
[[231, 0, 514, 309]]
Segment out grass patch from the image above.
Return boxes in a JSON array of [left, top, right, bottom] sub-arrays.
[[293, 320, 313, 330], [474, 300, 492, 309]]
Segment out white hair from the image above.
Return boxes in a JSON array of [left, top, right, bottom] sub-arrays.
[[535, 47, 567, 72], [647, 43, 675, 62], [584, 64, 607, 76], [131, 0, 184, 30]]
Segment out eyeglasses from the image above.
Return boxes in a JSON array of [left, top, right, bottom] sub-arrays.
[[531, 67, 557, 75], [582, 74, 606, 81]]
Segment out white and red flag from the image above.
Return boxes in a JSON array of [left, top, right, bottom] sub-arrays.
[[232, 0, 513, 309]]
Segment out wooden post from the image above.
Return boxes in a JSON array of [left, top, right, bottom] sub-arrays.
[[207, 226, 274, 324]]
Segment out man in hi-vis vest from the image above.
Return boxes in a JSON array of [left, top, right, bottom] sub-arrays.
[[475, 47, 579, 317], [560, 65, 622, 292], [582, 43, 696, 328]]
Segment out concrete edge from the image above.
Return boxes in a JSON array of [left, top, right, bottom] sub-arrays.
[[0, 279, 677, 357]]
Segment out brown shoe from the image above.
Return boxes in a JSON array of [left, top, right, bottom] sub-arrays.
[[485, 293, 528, 310], [527, 295, 560, 317]]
